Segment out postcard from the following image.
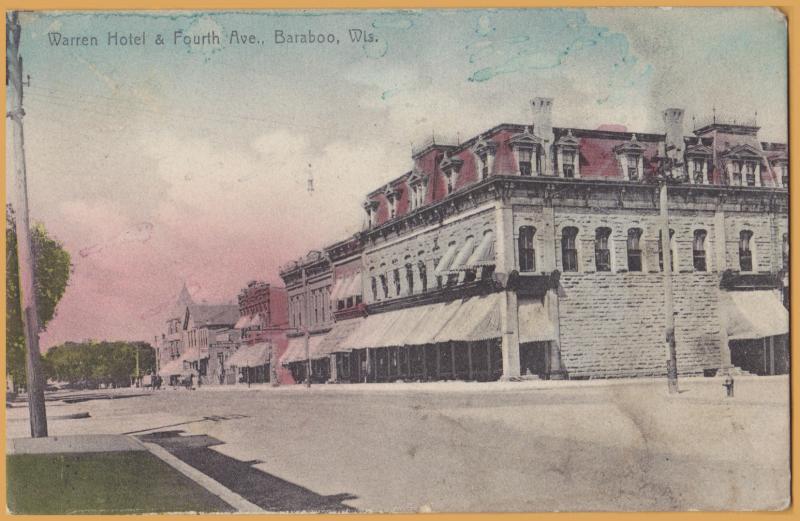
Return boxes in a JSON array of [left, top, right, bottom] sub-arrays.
[[5, 7, 790, 514]]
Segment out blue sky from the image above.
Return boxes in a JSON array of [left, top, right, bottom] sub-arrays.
[[8, 8, 788, 346]]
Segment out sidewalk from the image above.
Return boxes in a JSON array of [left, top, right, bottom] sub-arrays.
[[187, 373, 779, 395]]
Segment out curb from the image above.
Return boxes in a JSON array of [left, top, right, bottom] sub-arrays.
[[135, 438, 265, 513]]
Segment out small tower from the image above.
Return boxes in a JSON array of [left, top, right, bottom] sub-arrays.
[[662, 108, 685, 162], [531, 97, 555, 175]]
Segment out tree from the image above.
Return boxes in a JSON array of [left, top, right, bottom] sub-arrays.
[[6, 207, 71, 390], [43, 341, 156, 388]]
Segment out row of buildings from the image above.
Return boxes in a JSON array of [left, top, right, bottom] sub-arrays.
[[156, 97, 790, 386]]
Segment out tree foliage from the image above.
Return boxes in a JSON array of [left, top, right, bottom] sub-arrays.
[[43, 341, 156, 388], [6, 207, 72, 388]]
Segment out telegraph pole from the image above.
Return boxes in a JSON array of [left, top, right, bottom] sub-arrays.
[[7, 12, 48, 436], [659, 166, 679, 395]]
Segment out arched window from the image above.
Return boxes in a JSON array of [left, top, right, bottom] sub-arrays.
[[370, 276, 378, 301], [693, 230, 708, 271], [405, 261, 414, 295], [393, 268, 401, 295], [561, 227, 579, 272], [627, 228, 643, 272], [595, 227, 612, 271], [379, 273, 389, 298], [417, 260, 428, 293], [518, 226, 536, 272], [739, 230, 754, 272], [658, 229, 676, 272]]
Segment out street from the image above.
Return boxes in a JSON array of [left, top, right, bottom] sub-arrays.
[[6, 376, 790, 512]]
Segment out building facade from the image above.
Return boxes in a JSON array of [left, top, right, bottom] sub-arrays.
[[278, 98, 789, 383]]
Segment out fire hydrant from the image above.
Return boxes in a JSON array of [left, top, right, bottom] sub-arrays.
[[723, 374, 735, 398]]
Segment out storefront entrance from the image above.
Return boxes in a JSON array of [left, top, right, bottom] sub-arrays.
[[730, 335, 789, 375]]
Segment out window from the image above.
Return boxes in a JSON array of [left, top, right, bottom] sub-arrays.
[[627, 155, 639, 180], [478, 153, 489, 180], [561, 227, 579, 272], [658, 229, 675, 272], [405, 263, 414, 295], [519, 148, 532, 176], [739, 230, 753, 272], [433, 257, 442, 289], [346, 296, 354, 308], [744, 162, 756, 187], [595, 227, 611, 271], [627, 228, 643, 272], [380, 274, 389, 298], [418, 260, 428, 293], [563, 150, 575, 178], [783, 233, 789, 271], [693, 159, 704, 184], [781, 166, 788, 188], [731, 161, 742, 186], [693, 230, 707, 272], [445, 173, 455, 194], [393, 268, 401, 296], [518, 226, 536, 272], [370, 276, 378, 301]]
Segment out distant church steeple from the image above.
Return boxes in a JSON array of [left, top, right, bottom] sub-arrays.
[[176, 281, 195, 308]]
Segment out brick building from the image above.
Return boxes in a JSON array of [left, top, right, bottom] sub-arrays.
[[278, 98, 789, 383], [225, 280, 292, 385]]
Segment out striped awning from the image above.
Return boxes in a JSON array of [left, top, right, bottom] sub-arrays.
[[331, 274, 363, 302], [317, 318, 365, 355], [464, 232, 496, 269], [434, 293, 502, 343], [434, 243, 459, 274], [446, 237, 475, 274]]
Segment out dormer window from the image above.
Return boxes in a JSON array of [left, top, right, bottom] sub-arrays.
[[627, 155, 639, 180], [362, 200, 379, 227], [439, 154, 464, 195], [613, 134, 645, 182], [563, 151, 575, 178], [693, 159, 704, 184], [384, 186, 401, 219], [473, 136, 497, 180], [508, 128, 541, 177], [408, 171, 428, 210], [731, 161, 742, 186], [744, 162, 756, 187], [555, 129, 580, 179], [518, 148, 532, 176]]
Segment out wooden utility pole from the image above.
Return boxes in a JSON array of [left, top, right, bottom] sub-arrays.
[[7, 11, 48, 436], [659, 178, 679, 395]]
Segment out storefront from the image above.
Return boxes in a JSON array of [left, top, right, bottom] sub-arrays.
[[225, 342, 271, 384], [723, 290, 790, 375], [281, 334, 329, 383]]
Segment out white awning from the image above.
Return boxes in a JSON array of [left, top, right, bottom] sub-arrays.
[[280, 335, 327, 365], [518, 298, 556, 343], [158, 357, 190, 377], [464, 231, 496, 269], [434, 243, 459, 274], [723, 290, 789, 340], [316, 318, 366, 355], [329, 277, 347, 302], [434, 294, 502, 342], [344, 274, 363, 297], [447, 237, 476, 274], [403, 301, 462, 346], [227, 343, 270, 367]]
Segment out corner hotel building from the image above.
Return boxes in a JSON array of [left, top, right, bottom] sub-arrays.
[[278, 98, 789, 383]]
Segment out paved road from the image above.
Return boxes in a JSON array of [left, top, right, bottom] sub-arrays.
[[6, 376, 790, 512]]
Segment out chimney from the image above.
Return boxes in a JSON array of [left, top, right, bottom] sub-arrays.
[[531, 97, 554, 175], [662, 108, 685, 162]]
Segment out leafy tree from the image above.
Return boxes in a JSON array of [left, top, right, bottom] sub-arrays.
[[44, 341, 156, 388], [6, 207, 71, 391]]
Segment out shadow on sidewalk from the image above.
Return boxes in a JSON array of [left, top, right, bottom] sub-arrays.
[[137, 430, 357, 513]]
